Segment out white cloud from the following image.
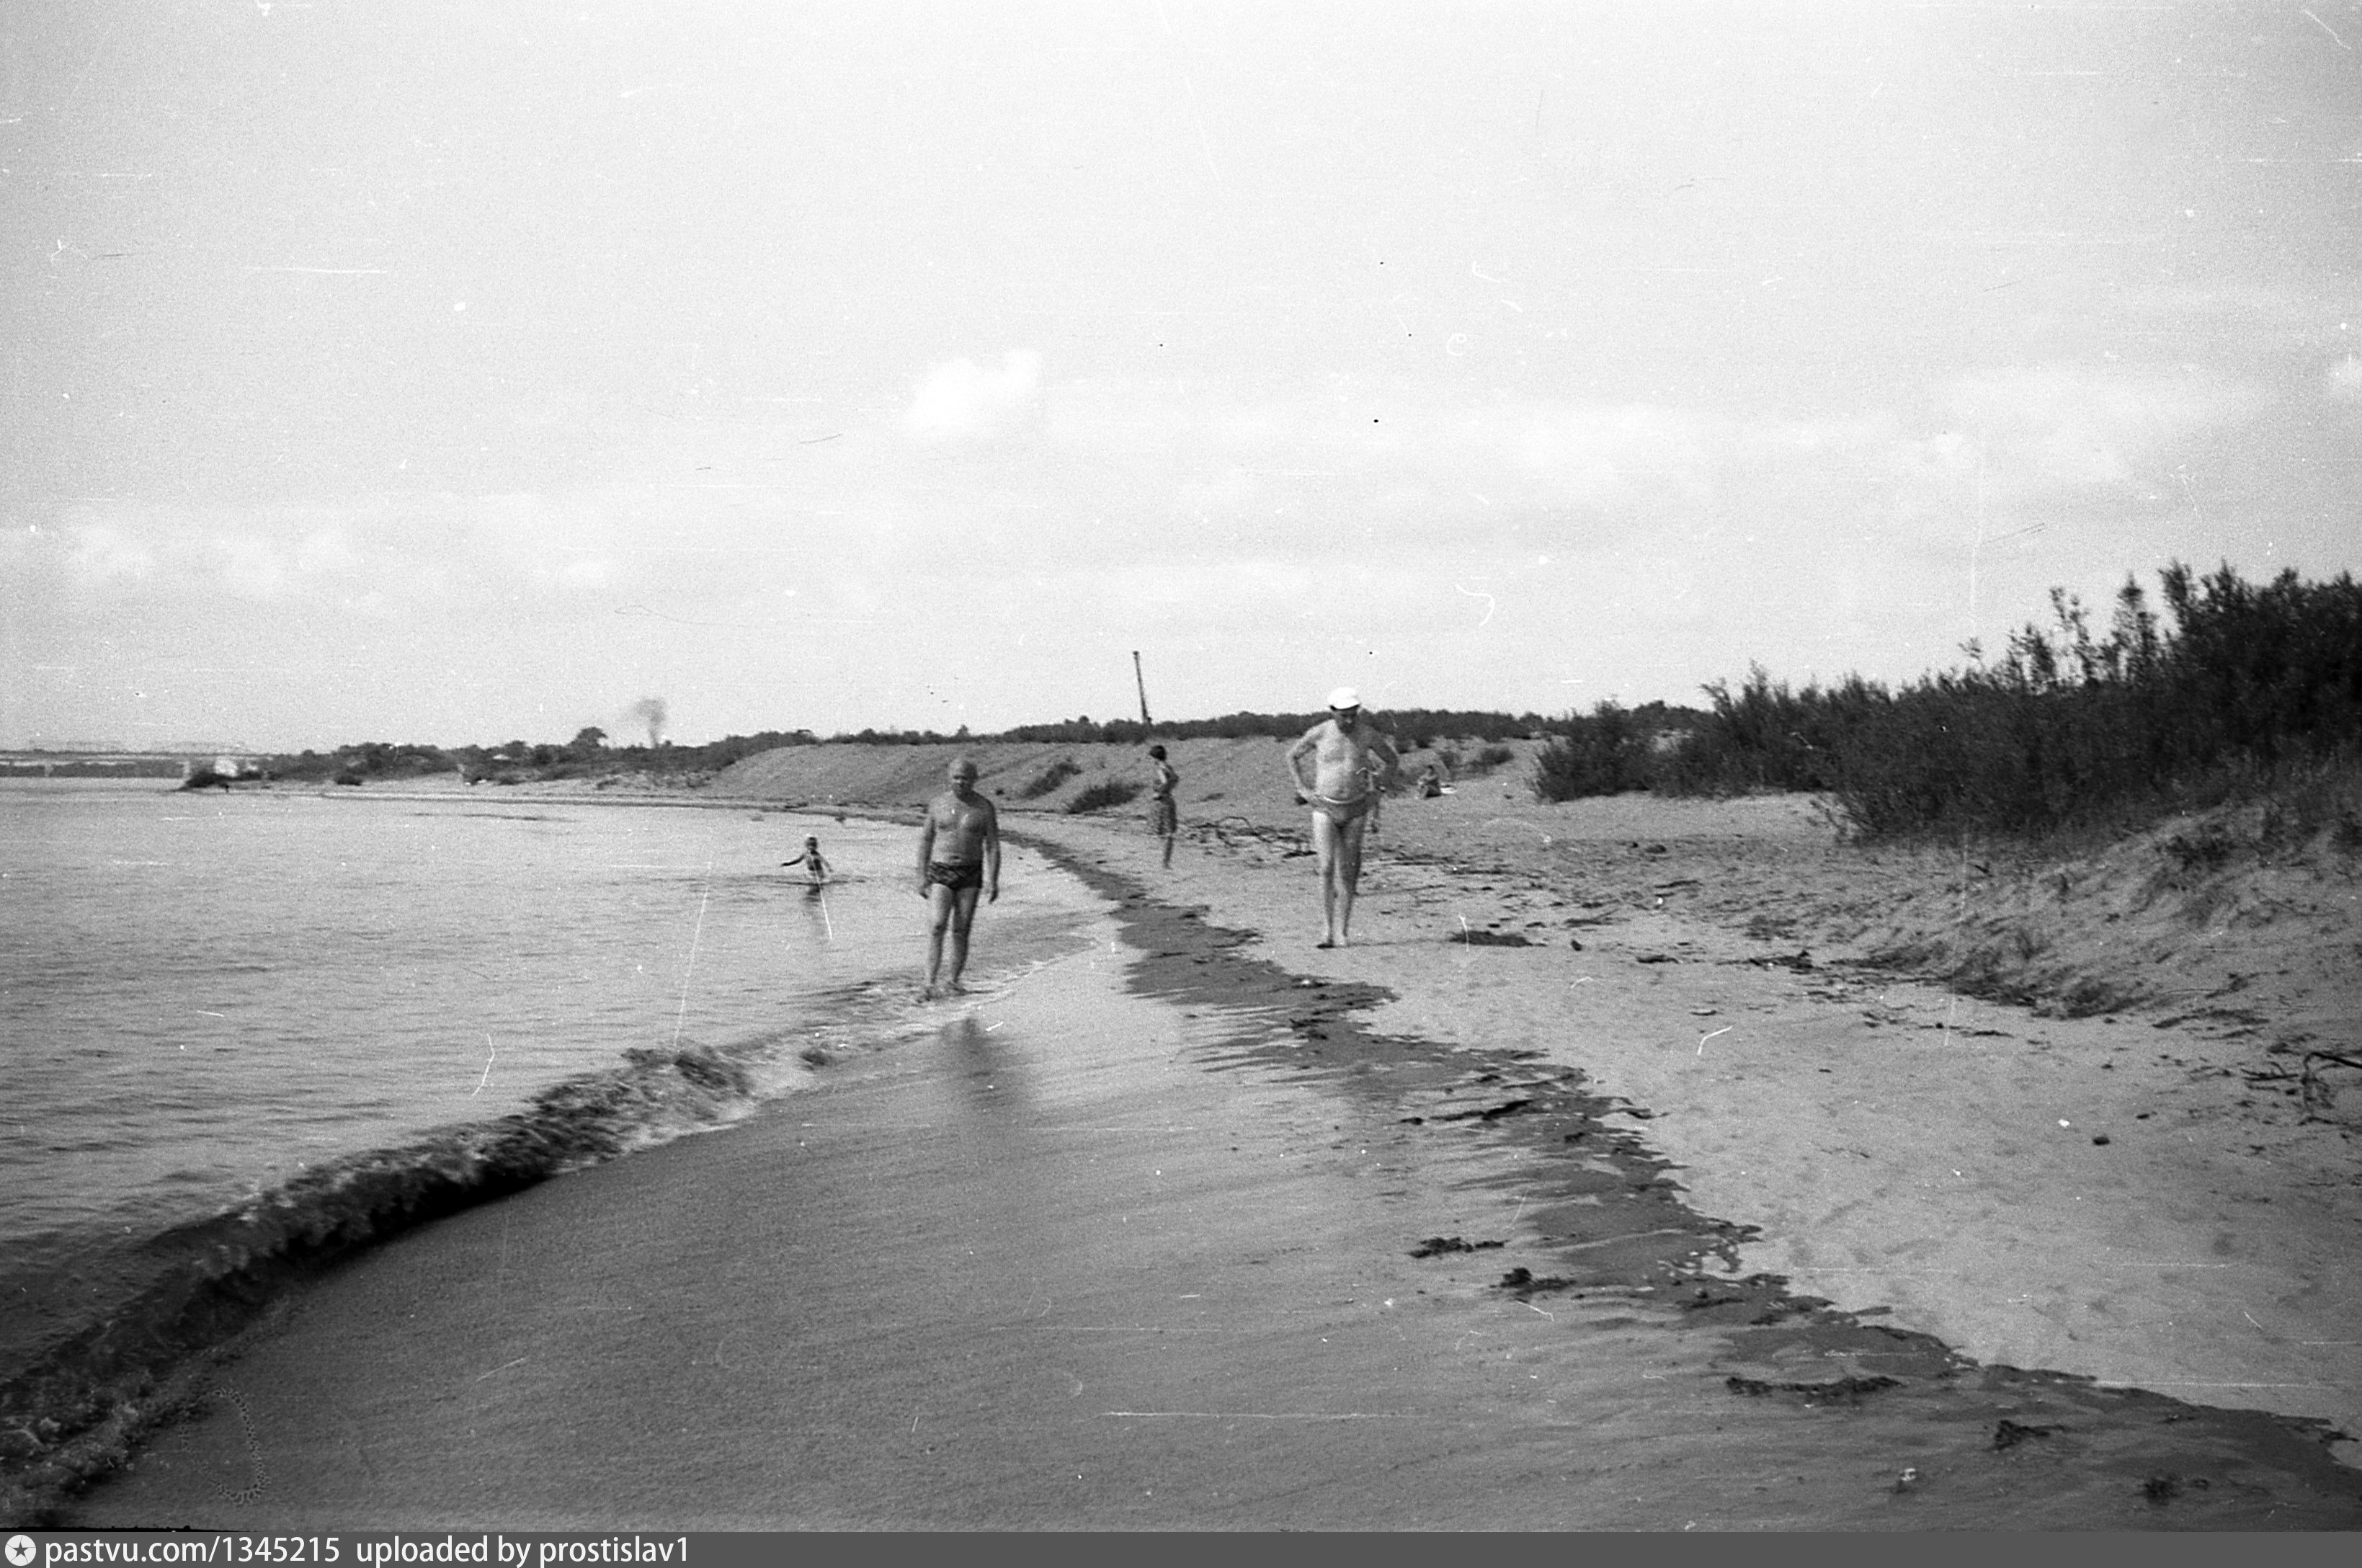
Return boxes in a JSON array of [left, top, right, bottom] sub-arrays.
[[465, 494, 628, 595], [1515, 403, 1714, 509], [2327, 354, 2362, 403], [64, 524, 156, 586], [1941, 365, 2259, 491], [906, 351, 1044, 443], [214, 535, 290, 600], [294, 528, 360, 578]]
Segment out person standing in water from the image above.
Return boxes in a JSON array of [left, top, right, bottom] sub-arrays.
[[1146, 744, 1180, 869], [780, 835, 831, 889], [1285, 687, 1400, 949], [917, 755, 1000, 997]]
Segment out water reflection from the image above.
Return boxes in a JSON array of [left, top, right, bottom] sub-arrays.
[[944, 1011, 1035, 1122]]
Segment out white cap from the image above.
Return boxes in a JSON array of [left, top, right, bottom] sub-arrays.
[[1327, 686, 1361, 710]]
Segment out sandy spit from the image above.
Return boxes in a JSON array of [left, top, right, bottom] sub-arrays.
[[700, 736, 2362, 1456], [337, 735, 2362, 1461]]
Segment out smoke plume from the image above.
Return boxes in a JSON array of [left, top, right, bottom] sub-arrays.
[[628, 696, 668, 747]]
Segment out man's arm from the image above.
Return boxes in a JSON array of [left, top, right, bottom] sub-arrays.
[[1285, 729, 1319, 795], [1371, 732, 1401, 788], [917, 810, 937, 889], [983, 803, 1002, 901]]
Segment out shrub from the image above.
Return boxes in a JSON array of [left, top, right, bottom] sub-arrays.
[[1620, 562, 2362, 841], [1019, 758, 1082, 798], [1066, 779, 1142, 814], [1533, 702, 1654, 798]]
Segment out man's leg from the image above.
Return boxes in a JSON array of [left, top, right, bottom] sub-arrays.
[[1311, 811, 1341, 945], [945, 885, 982, 990], [924, 884, 955, 995], [1334, 816, 1369, 945]]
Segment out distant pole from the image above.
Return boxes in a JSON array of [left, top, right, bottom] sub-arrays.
[[1133, 651, 1152, 726]]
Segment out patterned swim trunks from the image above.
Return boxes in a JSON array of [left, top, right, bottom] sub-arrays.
[[925, 860, 984, 891]]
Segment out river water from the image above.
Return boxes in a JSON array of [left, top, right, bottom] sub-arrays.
[[0, 780, 1101, 1419]]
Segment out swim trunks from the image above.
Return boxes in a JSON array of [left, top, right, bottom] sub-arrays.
[[925, 860, 984, 892], [1149, 796, 1178, 834], [1305, 791, 1373, 827]]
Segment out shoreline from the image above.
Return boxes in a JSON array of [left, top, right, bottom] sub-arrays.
[[179, 766, 2362, 1457], [25, 770, 2361, 1526], [49, 811, 2362, 1528], [101, 765, 2362, 1441]]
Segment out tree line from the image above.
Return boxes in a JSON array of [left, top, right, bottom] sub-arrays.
[[254, 707, 1556, 786]]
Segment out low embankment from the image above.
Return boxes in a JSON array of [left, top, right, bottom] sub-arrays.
[[714, 735, 1543, 826], [715, 738, 2358, 1118]]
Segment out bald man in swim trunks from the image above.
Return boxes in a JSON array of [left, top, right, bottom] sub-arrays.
[[917, 755, 1000, 997], [1285, 687, 1400, 948]]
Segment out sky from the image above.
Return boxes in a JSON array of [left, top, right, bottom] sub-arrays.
[[4, 0, 2359, 752]]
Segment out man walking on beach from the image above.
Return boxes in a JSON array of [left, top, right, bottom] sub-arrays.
[[917, 755, 1000, 997], [1285, 687, 1399, 948]]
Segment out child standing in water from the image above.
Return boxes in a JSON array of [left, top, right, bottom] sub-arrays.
[[780, 836, 832, 888]]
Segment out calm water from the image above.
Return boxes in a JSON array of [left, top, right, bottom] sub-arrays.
[[0, 780, 1102, 1386]]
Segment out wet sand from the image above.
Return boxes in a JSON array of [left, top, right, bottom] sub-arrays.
[[61, 815, 2362, 1529]]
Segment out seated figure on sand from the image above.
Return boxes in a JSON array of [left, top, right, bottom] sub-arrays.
[[1285, 687, 1400, 948], [917, 756, 1000, 997]]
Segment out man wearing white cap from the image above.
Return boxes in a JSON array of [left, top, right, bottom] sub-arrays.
[[1285, 687, 1400, 948]]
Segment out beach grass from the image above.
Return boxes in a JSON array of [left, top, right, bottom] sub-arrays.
[[1065, 778, 1141, 814]]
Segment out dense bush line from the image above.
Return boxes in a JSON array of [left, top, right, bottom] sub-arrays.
[[261, 727, 828, 785], [1533, 561, 2362, 841], [255, 710, 1550, 787]]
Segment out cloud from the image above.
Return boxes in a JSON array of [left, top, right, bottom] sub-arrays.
[[2328, 354, 2362, 403], [40, 496, 638, 620], [906, 351, 1044, 444], [465, 493, 625, 594], [65, 525, 156, 586], [215, 535, 291, 600], [1940, 364, 2260, 491], [1515, 403, 1715, 509]]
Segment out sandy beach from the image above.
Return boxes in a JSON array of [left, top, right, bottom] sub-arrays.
[[52, 749, 2362, 1528]]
